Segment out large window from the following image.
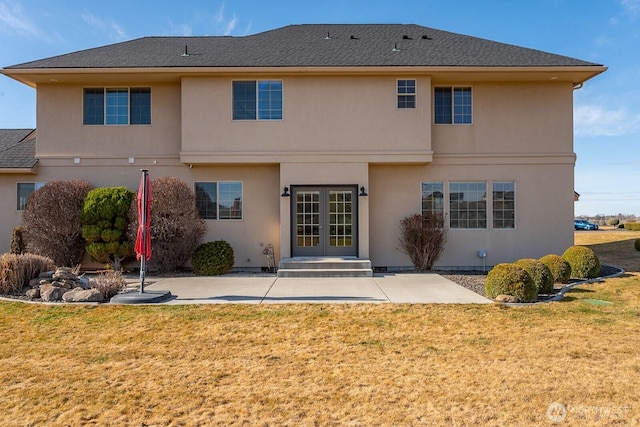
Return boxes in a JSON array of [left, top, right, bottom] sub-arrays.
[[233, 80, 283, 120], [493, 182, 515, 229], [434, 86, 472, 124], [421, 182, 444, 217], [83, 87, 151, 125], [17, 182, 45, 210], [397, 79, 416, 109], [195, 182, 243, 220], [449, 182, 486, 229]]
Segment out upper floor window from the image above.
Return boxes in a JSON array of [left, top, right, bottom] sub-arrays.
[[233, 80, 283, 120], [397, 79, 416, 109], [83, 87, 151, 125], [195, 182, 243, 220], [493, 182, 515, 229], [421, 182, 444, 217], [449, 182, 486, 229], [17, 182, 45, 210], [434, 86, 472, 124]]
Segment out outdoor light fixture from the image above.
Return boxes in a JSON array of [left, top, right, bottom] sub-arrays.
[[281, 186, 290, 197], [359, 186, 368, 196]]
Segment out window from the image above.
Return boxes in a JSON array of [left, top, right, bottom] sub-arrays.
[[421, 182, 444, 217], [449, 182, 486, 229], [233, 80, 283, 120], [83, 87, 151, 125], [493, 182, 515, 229], [195, 182, 243, 220], [434, 86, 472, 124], [397, 79, 416, 108], [17, 182, 45, 210]]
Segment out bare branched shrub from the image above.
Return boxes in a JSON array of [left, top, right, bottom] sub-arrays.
[[0, 253, 56, 294], [10, 227, 25, 254], [399, 212, 447, 272], [128, 176, 206, 273], [22, 180, 93, 266], [90, 270, 127, 299]]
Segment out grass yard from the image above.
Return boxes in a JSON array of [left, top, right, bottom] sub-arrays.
[[1, 231, 639, 426]]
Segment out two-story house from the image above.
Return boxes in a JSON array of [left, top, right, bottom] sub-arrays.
[[1, 24, 605, 271]]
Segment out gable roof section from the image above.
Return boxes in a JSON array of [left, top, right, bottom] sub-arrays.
[[0, 129, 37, 172], [5, 24, 601, 69]]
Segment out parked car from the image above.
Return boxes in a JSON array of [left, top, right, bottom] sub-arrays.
[[574, 219, 599, 230]]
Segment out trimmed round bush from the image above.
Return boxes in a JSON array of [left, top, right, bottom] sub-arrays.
[[514, 258, 554, 294], [485, 263, 538, 303], [562, 246, 601, 279], [192, 240, 235, 275], [539, 254, 571, 284], [635, 239, 640, 251], [606, 218, 620, 227]]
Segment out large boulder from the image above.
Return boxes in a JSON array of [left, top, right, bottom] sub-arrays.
[[40, 283, 69, 302], [62, 288, 104, 303]]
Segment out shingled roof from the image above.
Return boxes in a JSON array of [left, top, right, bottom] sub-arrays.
[[5, 24, 601, 69], [0, 129, 37, 170]]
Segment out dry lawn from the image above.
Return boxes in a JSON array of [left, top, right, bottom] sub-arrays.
[[0, 231, 639, 426]]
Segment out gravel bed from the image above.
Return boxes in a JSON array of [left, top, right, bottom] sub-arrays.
[[439, 271, 488, 297]]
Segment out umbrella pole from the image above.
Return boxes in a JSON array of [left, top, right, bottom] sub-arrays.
[[139, 169, 149, 294]]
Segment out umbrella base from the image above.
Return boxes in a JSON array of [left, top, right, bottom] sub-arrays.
[[110, 290, 173, 304]]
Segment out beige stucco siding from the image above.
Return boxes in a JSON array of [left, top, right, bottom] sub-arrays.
[[369, 161, 574, 269], [181, 75, 432, 162], [0, 162, 280, 270], [35, 83, 182, 159]]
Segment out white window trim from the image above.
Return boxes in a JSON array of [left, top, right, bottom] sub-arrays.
[[231, 80, 284, 121], [491, 180, 517, 230], [433, 85, 473, 125], [82, 86, 152, 126], [396, 79, 417, 109]]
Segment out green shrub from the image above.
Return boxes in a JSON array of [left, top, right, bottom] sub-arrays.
[[539, 254, 571, 284], [485, 263, 538, 303], [81, 187, 135, 270], [514, 258, 554, 294], [624, 222, 640, 231], [606, 218, 620, 226], [562, 246, 601, 279], [0, 253, 56, 294], [635, 239, 640, 251], [192, 240, 235, 275]]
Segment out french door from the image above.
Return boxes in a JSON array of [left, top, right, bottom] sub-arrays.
[[291, 186, 358, 257]]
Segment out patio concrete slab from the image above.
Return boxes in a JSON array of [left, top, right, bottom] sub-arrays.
[[140, 273, 492, 305], [374, 274, 492, 304]]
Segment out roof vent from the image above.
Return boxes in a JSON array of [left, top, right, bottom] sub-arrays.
[[181, 45, 189, 57], [392, 43, 401, 52], [350, 35, 359, 40], [402, 35, 412, 40], [421, 35, 432, 40], [325, 32, 332, 40]]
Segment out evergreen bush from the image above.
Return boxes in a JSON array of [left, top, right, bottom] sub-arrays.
[[539, 254, 571, 284], [624, 223, 640, 231], [606, 218, 620, 226], [514, 258, 554, 294], [562, 246, 601, 279], [485, 263, 537, 303], [192, 240, 235, 275]]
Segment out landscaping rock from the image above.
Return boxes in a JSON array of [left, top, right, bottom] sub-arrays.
[[39, 270, 55, 279], [495, 294, 519, 303], [28, 278, 41, 289], [26, 288, 40, 300], [62, 288, 104, 303], [40, 283, 69, 302]]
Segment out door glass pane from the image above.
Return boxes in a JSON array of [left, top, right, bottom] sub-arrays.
[[296, 191, 320, 247], [329, 191, 353, 248]]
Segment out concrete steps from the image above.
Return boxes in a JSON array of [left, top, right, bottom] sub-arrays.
[[277, 257, 373, 278]]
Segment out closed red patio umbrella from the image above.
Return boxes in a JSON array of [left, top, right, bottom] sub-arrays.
[[134, 169, 151, 292]]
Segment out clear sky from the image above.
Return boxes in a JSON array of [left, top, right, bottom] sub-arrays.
[[1, 0, 638, 216]]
